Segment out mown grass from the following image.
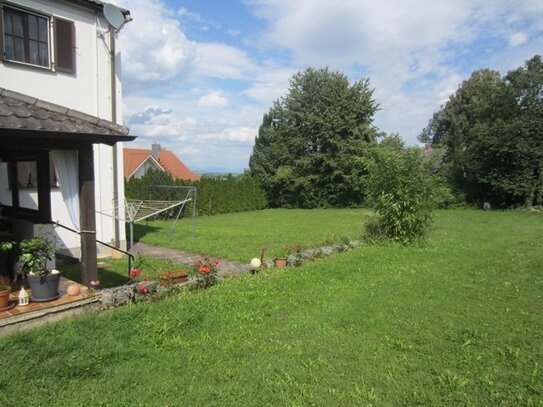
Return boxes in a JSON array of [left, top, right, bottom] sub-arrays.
[[1, 209, 542, 405], [134, 208, 370, 261], [58, 257, 192, 288], [60, 208, 369, 286]]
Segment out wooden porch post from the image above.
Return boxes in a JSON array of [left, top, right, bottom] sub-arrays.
[[78, 145, 97, 286]]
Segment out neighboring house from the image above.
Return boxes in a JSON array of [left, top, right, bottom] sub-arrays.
[[124, 143, 200, 181], [0, 0, 134, 285]]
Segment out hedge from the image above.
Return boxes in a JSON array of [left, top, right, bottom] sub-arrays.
[[125, 170, 268, 217]]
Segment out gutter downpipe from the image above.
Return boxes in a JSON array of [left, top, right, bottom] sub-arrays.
[[110, 29, 120, 249]]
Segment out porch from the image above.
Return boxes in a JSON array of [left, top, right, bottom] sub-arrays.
[[0, 87, 135, 287], [0, 276, 101, 336]]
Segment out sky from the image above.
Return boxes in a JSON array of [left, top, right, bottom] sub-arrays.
[[111, 0, 543, 173]]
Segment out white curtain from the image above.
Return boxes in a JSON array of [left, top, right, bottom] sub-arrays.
[[51, 150, 80, 230]]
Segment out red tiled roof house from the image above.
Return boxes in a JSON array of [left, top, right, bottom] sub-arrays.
[[124, 144, 200, 181]]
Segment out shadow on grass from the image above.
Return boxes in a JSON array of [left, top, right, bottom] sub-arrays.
[[58, 262, 129, 289], [130, 223, 163, 244]]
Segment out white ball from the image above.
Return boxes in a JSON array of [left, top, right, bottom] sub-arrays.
[[250, 258, 262, 268]]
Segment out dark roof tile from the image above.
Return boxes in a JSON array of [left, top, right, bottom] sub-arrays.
[[0, 87, 130, 137], [35, 99, 68, 115]]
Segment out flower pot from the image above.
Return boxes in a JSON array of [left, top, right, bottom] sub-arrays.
[[274, 258, 287, 268], [158, 270, 189, 286], [0, 289, 11, 309], [28, 273, 61, 302]]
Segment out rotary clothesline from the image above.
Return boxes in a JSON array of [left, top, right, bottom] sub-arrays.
[[97, 197, 192, 271], [122, 199, 191, 223], [97, 198, 190, 224], [96, 185, 197, 272]]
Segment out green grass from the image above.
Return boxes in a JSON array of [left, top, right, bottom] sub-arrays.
[[1, 209, 542, 405], [58, 257, 192, 289], [60, 208, 368, 286], [134, 208, 370, 261]]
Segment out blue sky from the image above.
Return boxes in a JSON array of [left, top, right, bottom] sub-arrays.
[[113, 0, 542, 173]]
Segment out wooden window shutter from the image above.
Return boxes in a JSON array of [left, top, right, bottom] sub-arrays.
[[54, 17, 75, 74]]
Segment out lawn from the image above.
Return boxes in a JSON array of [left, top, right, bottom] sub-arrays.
[[133, 208, 371, 261], [60, 208, 370, 287], [58, 257, 193, 289], [1, 209, 542, 405]]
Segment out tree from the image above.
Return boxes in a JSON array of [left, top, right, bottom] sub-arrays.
[[249, 67, 379, 208], [420, 55, 543, 207]]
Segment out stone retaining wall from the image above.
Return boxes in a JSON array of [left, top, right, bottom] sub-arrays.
[[101, 239, 362, 309]]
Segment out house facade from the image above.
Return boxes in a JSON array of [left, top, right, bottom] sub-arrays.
[[0, 0, 133, 283]]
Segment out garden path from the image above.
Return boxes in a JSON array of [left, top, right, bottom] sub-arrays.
[[131, 242, 252, 277]]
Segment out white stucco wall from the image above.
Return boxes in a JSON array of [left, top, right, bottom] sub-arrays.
[[0, 0, 128, 256]]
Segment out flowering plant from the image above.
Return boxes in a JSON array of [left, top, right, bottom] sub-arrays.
[[284, 243, 302, 256], [127, 267, 150, 295], [90, 280, 101, 291], [193, 257, 219, 289], [129, 268, 141, 280]]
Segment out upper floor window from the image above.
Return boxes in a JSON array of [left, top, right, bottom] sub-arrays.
[[1, 4, 75, 74], [3, 6, 50, 68]]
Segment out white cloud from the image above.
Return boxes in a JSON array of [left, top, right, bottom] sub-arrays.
[[197, 91, 229, 108], [113, 0, 196, 83], [246, 0, 542, 143], [116, 0, 542, 170], [243, 67, 296, 106], [222, 127, 258, 142], [508, 32, 528, 47], [194, 42, 258, 79], [227, 29, 241, 37]]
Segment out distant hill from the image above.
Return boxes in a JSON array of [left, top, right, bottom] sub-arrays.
[[193, 167, 245, 177]]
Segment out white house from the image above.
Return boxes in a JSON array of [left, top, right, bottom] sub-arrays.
[[0, 0, 134, 285]]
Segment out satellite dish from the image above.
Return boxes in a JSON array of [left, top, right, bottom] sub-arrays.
[[104, 3, 126, 31]]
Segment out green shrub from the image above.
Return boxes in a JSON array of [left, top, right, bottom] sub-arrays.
[[125, 170, 268, 217], [365, 146, 436, 244]]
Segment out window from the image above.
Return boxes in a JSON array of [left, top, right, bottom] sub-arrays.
[[2, 6, 50, 67], [1, 5, 75, 73], [15, 159, 58, 188], [0, 152, 53, 223]]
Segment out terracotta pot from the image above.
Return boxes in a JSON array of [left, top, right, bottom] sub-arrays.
[[0, 289, 11, 309], [158, 270, 189, 286], [274, 258, 287, 268]]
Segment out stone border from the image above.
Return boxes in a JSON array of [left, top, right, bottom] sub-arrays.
[[99, 239, 363, 309], [261, 239, 361, 268]]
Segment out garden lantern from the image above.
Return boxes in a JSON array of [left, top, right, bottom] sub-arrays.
[[250, 257, 261, 274], [18, 287, 29, 306]]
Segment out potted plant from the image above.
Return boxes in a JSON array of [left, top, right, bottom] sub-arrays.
[[19, 238, 60, 302], [0, 274, 12, 310], [275, 243, 302, 268]]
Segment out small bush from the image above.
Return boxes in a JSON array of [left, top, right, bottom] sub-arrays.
[[365, 146, 436, 244]]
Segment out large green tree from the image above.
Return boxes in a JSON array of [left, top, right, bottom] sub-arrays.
[[249, 67, 379, 208], [420, 55, 543, 207]]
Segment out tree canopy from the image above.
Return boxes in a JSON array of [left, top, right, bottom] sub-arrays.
[[420, 55, 543, 207], [249, 67, 379, 208]]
